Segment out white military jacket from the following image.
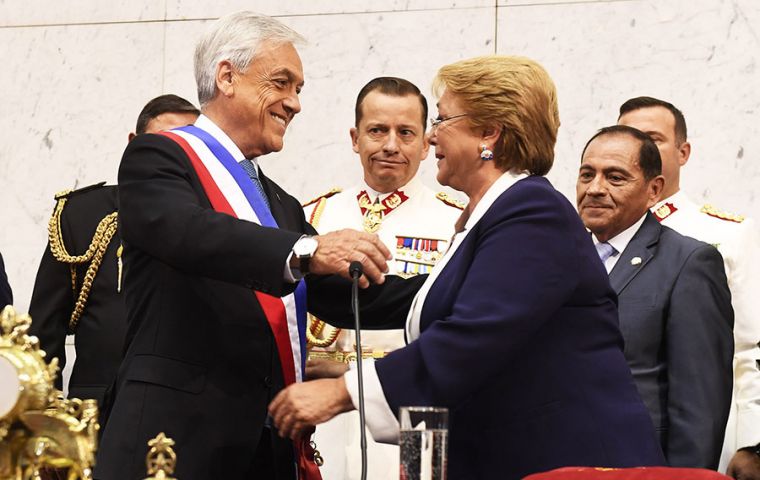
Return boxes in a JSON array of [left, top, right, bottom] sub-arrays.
[[304, 176, 463, 353], [652, 190, 760, 469]]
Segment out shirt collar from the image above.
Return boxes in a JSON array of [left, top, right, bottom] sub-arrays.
[[194, 114, 259, 169], [593, 213, 648, 255]]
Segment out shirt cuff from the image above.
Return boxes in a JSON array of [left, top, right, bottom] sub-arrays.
[[343, 360, 400, 444], [284, 251, 303, 283]]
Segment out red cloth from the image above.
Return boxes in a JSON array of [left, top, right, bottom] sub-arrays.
[[524, 467, 731, 480]]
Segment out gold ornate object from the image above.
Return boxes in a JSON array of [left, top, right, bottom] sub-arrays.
[[144, 432, 177, 480], [47, 192, 118, 332], [0, 306, 99, 480], [0, 307, 57, 439]]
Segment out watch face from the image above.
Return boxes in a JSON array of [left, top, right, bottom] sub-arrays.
[[296, 236, 318, 257]]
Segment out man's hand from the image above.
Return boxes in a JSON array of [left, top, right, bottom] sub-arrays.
[[269, 377, 354, 440], [306, 358, 349, 379], [309, 229, 391, 288], [727, 448, 760, 480]]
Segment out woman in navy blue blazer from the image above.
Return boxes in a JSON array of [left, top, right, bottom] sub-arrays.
[[271, 55, 665, 479]]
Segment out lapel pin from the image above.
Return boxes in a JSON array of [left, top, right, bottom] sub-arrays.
[[631, 257, 642, 266]]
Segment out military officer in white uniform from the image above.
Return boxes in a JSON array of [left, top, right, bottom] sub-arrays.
[[619, 96, 760, 475], [304, 77, 462, 480]]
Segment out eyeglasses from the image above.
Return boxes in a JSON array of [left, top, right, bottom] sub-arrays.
[[429, 113, 469, 131]]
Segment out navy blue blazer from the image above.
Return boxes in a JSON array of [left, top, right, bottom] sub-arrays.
[[611, 213, 733, 469], [313, 176, 665, 479]]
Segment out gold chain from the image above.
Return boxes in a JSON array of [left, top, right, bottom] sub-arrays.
[[47, 194, 118, 332]]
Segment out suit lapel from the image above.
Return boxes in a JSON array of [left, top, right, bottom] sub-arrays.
[[258, 168, 290, 229], [608, 213, 660, 294]]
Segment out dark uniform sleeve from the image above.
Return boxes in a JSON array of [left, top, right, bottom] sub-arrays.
[[28, 232, 74, 391], [0, 252, 12, 308]]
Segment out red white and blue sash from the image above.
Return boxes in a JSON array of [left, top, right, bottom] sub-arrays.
[[160, 126, 321, 479], [160, 125, 308, 384]]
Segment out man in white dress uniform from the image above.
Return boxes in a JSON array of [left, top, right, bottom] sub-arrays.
[[303, 77, 462, 479], [619, 96, 760, 476]]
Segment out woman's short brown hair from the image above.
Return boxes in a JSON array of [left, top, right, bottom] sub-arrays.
[[433, 55, 560, 175]]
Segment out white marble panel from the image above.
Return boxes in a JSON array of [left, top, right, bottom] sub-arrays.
[[498, 0, 632, 5], [166, 0, 492, 21], [0, 0, 165, 27], [497, 0, 760, 220], [163, 8, 494, 204], [0, 22, 166, 312]]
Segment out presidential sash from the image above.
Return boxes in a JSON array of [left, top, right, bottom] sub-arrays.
[[160, 126, 320, 479]]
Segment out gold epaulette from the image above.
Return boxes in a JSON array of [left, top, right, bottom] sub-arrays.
[[302, 187, 342, 208], [54, 181, 107, 200], [303, 187, 342, 228], [436, 192, 466, 210], [47, 186, 118, 332], [700, 204, 745, 223]]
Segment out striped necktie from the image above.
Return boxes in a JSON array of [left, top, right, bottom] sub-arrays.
[[239, 159, 271, 210], [595, 241, 617, 263]]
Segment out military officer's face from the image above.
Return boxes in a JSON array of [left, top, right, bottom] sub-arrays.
[[350, 91, 429, 193], [618, 106, 690, 198], [577, 133, 664, 242]]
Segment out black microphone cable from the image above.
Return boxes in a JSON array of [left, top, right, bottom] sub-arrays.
[[349, 260, 368, 480]]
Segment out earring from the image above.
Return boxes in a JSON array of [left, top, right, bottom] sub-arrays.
[[480, 144, 494, 161]]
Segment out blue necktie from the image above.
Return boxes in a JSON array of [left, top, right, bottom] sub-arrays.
[[595, 241, 617, 263], [239, 159, 271, 210]]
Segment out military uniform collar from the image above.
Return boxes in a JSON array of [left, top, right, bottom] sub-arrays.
[[361, 176, 423, 203], [652, 189, 697, 211]]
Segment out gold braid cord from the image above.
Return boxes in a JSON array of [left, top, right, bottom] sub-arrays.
[[47, 195, 118, 332], [306, 314, 341, 348], [303, 196, 342, 349]]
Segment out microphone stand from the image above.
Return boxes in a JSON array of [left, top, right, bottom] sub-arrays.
[[349, 261, 368, 480]]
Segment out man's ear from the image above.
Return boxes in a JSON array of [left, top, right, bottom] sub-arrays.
[[420, 132, 430, 161], [350, 127, 360, 154], [215, 60, 236, 98], [678, 141, 691, 167], [646, 175, 666, 208]]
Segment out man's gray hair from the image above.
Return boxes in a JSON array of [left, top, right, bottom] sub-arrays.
[[194, 11, 305, 107]]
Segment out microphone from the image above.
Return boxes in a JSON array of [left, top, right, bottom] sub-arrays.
[[349, 261, 368, 480], [349, 261, 363, 280]]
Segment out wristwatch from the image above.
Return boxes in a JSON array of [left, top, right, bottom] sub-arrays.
[[292, 235, 319, 274]]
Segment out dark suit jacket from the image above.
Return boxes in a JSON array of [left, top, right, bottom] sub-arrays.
[[312, 176, 665, 479], [29, 184, 126, 403], [0, 252, 11, 308], [611, 212, 734, 469], [95, 134, 313, 480]]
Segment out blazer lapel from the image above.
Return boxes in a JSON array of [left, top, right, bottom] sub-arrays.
[[608, 213, 660, 294]]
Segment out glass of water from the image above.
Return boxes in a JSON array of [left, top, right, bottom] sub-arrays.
[[399, 406, 448, 480]]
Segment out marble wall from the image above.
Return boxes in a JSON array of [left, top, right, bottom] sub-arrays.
[[2, 0, 759, 318]]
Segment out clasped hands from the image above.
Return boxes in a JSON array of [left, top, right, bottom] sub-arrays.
[[307, 228, 392, 288], [271, 229, 386, 439]]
